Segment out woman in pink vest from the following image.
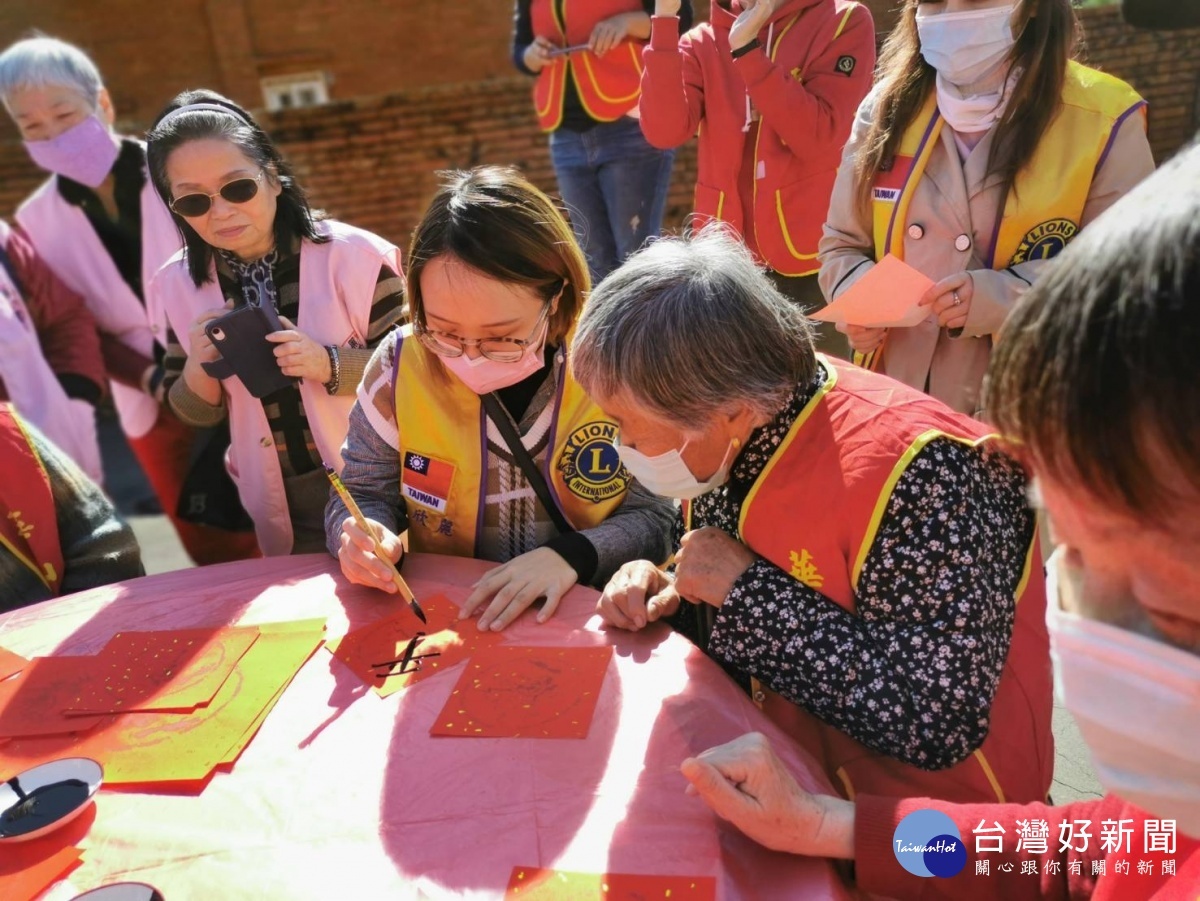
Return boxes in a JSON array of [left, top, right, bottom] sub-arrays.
[[573, 226, 1052, 806], [0, 36, 258, 566], [146, 90, 406, 557]]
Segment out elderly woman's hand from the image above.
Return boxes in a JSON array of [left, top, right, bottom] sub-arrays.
[[267, 315, 333, 383], [598, 559, 681, 630], [674, 527, 756, 608], [681, 732, 856, 858], [459, 546, 578, 632]]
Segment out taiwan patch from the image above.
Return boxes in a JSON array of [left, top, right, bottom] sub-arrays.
[[836, 55, 856, 76]]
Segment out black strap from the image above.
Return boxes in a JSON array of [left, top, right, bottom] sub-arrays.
[[479, 391, 575, 535]]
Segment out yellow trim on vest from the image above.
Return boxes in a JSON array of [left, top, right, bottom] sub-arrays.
[[834, 766, 856, 801], [738, 356, 839, 539], [715, 189, 726, 221], [572, 43, 643, 121], [749, 13, 802, 260], [775, 189, 821, 262], [0, 410, 54, 589], [536, 62, 569, 131], [1013, 524, 1039, 603], [851, 428, 996, 589], [881, 93, 941, 262], [832, 4, 855, 40], [974, 749, 1007, 803]]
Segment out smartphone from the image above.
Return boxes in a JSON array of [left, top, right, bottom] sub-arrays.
[[546, 43, 591, 57], [201, 304, 296, 398]]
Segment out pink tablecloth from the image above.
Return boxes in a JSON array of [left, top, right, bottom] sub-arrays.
[[2, 554, 852, 900]]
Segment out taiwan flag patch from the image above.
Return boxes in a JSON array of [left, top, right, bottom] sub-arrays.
[[402, 451, 455, 513]]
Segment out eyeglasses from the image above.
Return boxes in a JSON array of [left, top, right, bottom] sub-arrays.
[[169, 171, 265, 218], [415, 300, 552, 363]]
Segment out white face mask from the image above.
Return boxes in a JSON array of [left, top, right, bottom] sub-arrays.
[[1046, 551, 1200, 838], [615, 436, 735, 501], [916, 4, 1018, 88]]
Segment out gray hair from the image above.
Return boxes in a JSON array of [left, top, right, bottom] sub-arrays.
[[0, 37, 104, 110], [572, 227, 816, 429]]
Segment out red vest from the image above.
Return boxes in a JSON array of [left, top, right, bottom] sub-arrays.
[[738, 359, 1053, 804], [0, 404, 64, 595], [531, 0, 646, 130]]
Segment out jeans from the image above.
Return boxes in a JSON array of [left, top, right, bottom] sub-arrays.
[[550, 116, 675, 285]]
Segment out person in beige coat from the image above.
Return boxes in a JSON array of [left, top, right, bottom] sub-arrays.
[[818, 0, 1155, 415]]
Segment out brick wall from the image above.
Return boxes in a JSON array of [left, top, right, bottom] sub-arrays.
[[0, 6, 1195, 251]]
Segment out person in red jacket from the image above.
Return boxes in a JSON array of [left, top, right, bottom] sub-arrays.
[[676, 141, 1200, 898], [639, 0, 874, 355]]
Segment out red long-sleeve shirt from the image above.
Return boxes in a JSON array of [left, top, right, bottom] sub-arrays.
[[1, 225, 106, 405]]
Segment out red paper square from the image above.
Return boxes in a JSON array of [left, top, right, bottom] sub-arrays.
[[431, 646, 613, 739], [0, 657, 108, 738], [328, 593, 502, 698], [65, 626, 259, 714]]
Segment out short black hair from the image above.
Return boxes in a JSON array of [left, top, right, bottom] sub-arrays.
[[146, 88, 326, 286], [986, 140, 1200, 520]]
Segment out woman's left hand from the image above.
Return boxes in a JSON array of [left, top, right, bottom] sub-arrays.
[[674, 527, 757, 608], [266, 315, 333, 382], [919, 272, 974, 331], [459, 546, 579, 632]]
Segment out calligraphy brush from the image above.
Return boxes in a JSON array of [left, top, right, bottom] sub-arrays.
[[324, 464, 427, 623]]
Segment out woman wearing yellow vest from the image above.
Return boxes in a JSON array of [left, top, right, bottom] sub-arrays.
[[326, 167, 674, 631], [511, 0, 693, 283], [576, 228, 1053, 805], [818, 0, 1154, 415]]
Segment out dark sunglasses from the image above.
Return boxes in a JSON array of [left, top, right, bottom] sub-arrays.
[[169, 171, 265, 218]]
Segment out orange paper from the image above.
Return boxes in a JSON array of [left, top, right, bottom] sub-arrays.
[[328, 594, 503, 699], [809, 254, 935, 328], [0, 620, 324, 787], [431, 645, 613, 739], [65, 626, 260, 714], [505, 867, 716, 900], [0, 844, 83, 901], [0, 646, 27, 681]]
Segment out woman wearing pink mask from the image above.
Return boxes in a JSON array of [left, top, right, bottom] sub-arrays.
[[818, 0, 1155, 416], [146, 90, 407, 557], [327, 167, 673, 632], [0, 37, 258, 565]]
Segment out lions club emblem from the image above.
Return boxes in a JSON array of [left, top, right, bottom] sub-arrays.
[[557, 421, 629, 503]]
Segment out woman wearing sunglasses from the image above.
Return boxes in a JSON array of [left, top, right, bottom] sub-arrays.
[[327, 167, 673, 631], [146, 90, 406, 556]]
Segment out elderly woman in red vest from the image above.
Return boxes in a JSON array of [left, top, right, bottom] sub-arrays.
[[818, 0, 1154, 415], [511, 0, 692, 283], [574, 227, 1052, 805]]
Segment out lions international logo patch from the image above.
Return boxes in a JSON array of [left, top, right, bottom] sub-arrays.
[[1009, 218, 1079, 265], [557, 421, 629, 504]]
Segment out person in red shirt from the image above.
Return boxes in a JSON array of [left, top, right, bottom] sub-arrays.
[[638, 0, 875, 355], [677, 141, 1200, 898]]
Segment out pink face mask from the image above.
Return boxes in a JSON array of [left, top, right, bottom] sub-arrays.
[[440, 323, 549, 395], [24, 115, 119, 188]]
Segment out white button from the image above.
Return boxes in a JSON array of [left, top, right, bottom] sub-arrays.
[[955, 234, 972, 252], [753, 690, 766, 704], [260, 436, 272, 448], [907, 224, 924, 240]]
